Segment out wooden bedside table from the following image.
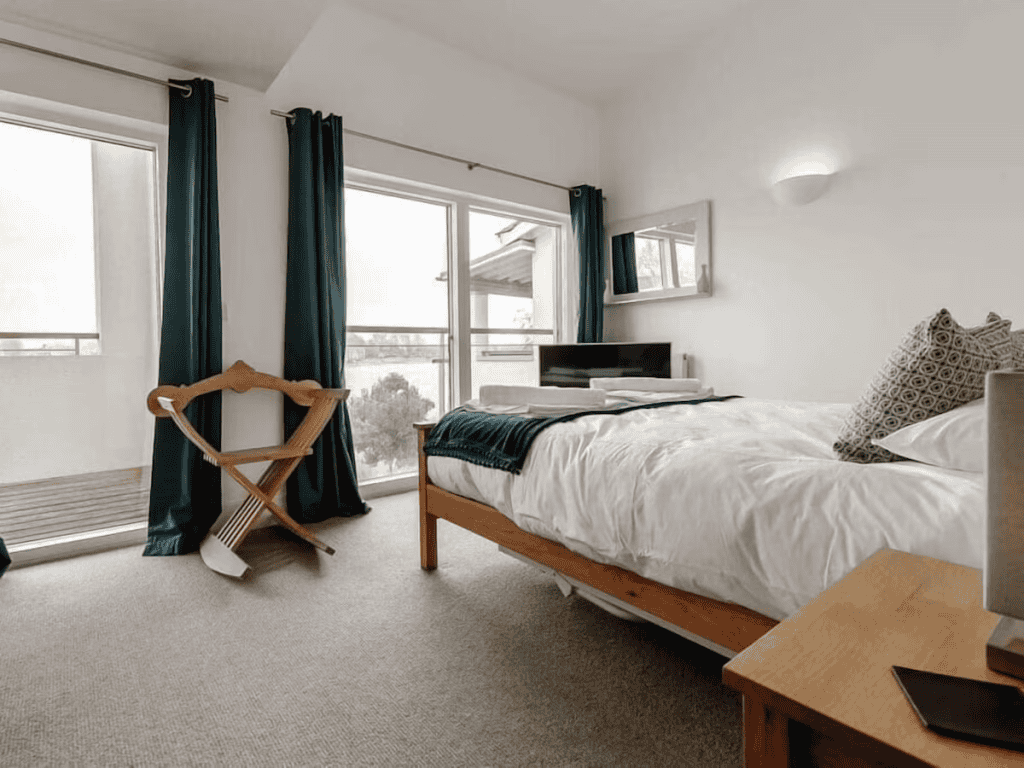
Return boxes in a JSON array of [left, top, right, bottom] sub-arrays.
[[723, 547, 1024, 767]]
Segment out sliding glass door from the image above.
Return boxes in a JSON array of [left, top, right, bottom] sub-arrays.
[[0, 114, 162, 563], [343, 174, 567, 491], [467, 209, 558, 400]]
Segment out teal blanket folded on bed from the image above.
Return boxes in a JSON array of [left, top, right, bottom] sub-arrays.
[[422, 395, 739, 474]]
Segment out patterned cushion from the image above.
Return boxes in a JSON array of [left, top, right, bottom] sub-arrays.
[[833, 308, 1001, 463], [1007, 327, 1024, 370], [969, 312, 1014, 368]]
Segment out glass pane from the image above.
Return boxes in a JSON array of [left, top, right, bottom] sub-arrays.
[[0, 121, 97, 334], [346, 332, 447, 482], [635, 235, 663, 292], [673, 239, 697, 286], [344, 187, 452, 483], [468, 211, 558, 400], [344, 187, 449, 328]]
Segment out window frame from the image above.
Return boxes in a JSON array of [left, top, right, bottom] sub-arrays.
[[344, 168, 571, 410], [0, 91, 166, 568]]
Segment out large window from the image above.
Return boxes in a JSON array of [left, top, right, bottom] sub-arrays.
[[343, 173, 567, 491]]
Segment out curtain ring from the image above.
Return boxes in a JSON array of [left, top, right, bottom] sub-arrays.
[[573, 187, 582, 197], [181, 84, 193, 98]]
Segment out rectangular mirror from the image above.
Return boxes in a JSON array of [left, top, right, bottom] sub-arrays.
[[605, 200, 711, 305]]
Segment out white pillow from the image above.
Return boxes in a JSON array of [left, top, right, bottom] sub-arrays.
[[871, 398, 985, 473]]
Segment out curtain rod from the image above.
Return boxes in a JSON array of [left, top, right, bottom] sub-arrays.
[[270, 108, 575, 193], [0, 36, 229, 102]]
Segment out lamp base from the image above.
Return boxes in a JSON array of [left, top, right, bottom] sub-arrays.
[[987, 616, 1024, 680]]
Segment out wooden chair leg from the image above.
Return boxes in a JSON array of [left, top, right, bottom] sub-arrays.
[[198, 461, 335, 577], [200, 534, 250, 578], [198, 465, 275, 577], [262, 502, 336, 556]]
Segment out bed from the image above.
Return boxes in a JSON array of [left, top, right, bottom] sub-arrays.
[[416, 313, 1006, 657], [416, 397, 984, 657]]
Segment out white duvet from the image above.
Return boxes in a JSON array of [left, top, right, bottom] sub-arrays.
[[427, 398, 985, 621]]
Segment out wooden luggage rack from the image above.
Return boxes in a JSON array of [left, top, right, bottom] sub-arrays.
[[147, 360, 348, 577]]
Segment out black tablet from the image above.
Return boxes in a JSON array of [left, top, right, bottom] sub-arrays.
[[892, 666, 1024, 752]]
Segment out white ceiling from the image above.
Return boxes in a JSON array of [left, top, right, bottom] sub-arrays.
[[0, 0, 750, 103], [340, 0, 751, 104]]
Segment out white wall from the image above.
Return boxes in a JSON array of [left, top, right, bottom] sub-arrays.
[[266, 3, 598, 211], [600, 0, 1024, 402], [0, 7, 599, 501]]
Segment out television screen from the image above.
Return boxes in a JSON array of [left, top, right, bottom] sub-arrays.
[[538, 342, 671, 388]]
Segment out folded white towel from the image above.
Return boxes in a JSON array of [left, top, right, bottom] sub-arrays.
[[479, 384, 606, 408], [525, 403, 608, 416], [461, 401, 602, 417], [607, 387, 714, 404], [589, 377, 702, 393]]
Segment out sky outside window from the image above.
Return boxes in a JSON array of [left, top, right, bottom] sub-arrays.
[[344, 187, 449, 328], [0, 121, 96, 333]]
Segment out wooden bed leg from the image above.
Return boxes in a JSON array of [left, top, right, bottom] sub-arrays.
[[420, 508, 438, 570], [416, 421, 438, 570]]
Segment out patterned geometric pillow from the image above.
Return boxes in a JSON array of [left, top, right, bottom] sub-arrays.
[[969, 312, 1014, 368], [1013, 329, 1024, 370], [833, 308, 1001, 463]]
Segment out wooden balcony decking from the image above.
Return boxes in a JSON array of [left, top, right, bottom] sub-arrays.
[[0, 466, 151, 549]]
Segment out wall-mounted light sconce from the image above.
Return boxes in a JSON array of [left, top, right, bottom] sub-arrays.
[[770, 171, 834, 205], [769, 153, 838, 206]]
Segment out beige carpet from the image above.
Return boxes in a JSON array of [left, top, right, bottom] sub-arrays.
[[0, 491, 742, 767]]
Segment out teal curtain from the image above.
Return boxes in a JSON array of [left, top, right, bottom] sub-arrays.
[[144, 78, 223, 556], [0, 536, 9, 578], [611, 233, 638, 295], [571, 185, 606, 343], [284, 109, 368, 522]]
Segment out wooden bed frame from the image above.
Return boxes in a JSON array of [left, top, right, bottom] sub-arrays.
[[415, 422, 779, 656]]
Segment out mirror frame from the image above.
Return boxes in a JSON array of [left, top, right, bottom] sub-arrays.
[[604, 200, 711, 305]]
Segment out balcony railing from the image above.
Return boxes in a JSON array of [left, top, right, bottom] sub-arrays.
[[0, 332, 100, 356]]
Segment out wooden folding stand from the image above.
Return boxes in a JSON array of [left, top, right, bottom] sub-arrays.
[[147, 360, 348, 578]]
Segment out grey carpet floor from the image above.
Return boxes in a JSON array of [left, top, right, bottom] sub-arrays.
[[0, 491, 742, 767]]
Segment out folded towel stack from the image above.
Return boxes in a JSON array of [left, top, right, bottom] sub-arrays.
[[479, 384, 607, 408], [589, 377, 702, 393]]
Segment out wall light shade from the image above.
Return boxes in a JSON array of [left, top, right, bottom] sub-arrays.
[[770, 172, 834, 206]]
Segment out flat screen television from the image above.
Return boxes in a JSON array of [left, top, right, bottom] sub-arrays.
[[538, 342, 671, 388]]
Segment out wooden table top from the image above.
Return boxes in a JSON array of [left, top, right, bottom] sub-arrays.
[[723, 547, 1024, 767]]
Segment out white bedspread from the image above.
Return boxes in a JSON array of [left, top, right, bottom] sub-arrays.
[[427, 398, 985, 621]]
